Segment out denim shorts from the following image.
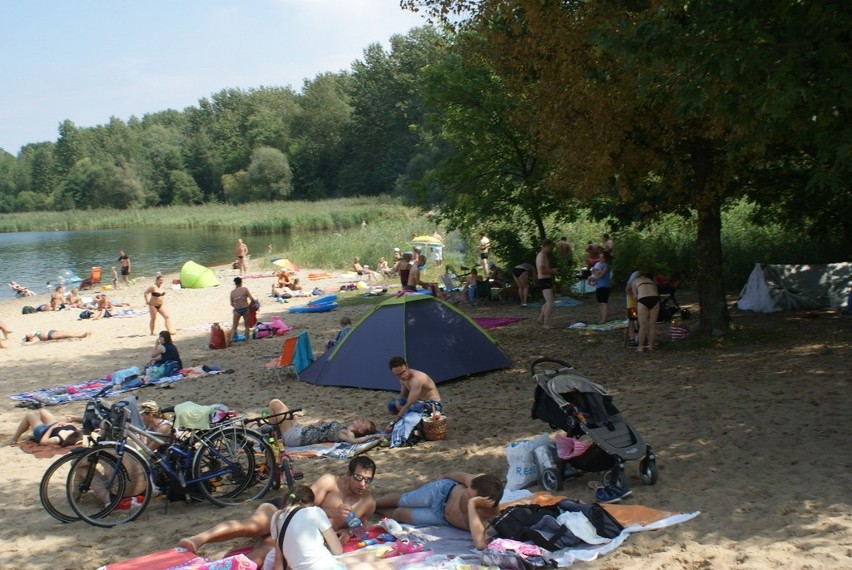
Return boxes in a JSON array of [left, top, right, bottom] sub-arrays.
[[399, 479, 457, 526]]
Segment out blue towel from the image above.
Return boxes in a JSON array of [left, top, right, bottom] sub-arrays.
[[293, 331, 314, 373], [390, 410, 423, 448]]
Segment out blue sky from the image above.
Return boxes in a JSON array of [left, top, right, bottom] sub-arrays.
[[0, 0, 427, 154]]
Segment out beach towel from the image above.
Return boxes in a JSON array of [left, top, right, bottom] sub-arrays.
[[283, 438, 383, 459], [97, 547, 201, 570], [568, 320, 628, 331], [15, 439, 79, 459], [472, 317, 527, 330]]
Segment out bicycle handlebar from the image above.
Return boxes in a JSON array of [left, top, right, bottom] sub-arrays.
[[245, 408, 303, 425]]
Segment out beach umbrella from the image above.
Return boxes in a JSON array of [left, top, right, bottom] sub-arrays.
[[271, 258, 300, 272], [409, 235, 443, 246]]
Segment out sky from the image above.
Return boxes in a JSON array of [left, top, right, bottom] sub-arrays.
[[0, 0, 428, 154]]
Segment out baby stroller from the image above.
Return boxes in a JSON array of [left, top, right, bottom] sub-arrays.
[[529, 358, 658, 491], [655, 273, 691, 322]]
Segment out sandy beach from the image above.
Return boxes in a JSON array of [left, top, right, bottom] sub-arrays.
[[1, 265, 849, 569]]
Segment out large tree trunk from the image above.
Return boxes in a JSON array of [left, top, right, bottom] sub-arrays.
[[691, 140, 731, 334]]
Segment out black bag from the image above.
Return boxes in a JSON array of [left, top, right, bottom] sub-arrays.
[[491, 504, 563, 542], [79, 309, 92, 319]]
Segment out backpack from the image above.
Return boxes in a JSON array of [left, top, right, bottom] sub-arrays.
[[22, 306, 36, 314], [79, 309, 92, 319]]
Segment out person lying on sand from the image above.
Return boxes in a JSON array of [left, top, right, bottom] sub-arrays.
[[267, 398, 380, 446], [178, 456, 377, 568], [23, 330, 92, 343], [10, 408, 83, 447]]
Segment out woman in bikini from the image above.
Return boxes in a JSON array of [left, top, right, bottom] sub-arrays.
[[144, 274, 173, 336], [10, 408, 83, 447], [630, 271, 661, 352], [138, 400, 174, 450], [230, 276, 256, 342], [24, 330, 92, 342]]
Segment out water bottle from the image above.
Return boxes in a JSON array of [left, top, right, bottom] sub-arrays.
[[379, 517, 404, 537], [344, 511, 366, 539]]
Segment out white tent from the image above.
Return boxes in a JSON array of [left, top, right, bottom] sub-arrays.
[[736, 263, 852, 313]]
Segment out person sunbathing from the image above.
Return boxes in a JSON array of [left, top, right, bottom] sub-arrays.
[[353, 257, 379, 282], [267, 398, 380, 446], [91, 293, 113, 320], [376, 472, 504, 550], [10, 408, 83, 447], [24, 330, 92, 343], [9, 281, 36, 297]]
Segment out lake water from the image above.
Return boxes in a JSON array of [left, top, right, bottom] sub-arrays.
[[0, 229, 292, 302]]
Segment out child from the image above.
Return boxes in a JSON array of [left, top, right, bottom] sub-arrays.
[[111, 266, 119, 289]]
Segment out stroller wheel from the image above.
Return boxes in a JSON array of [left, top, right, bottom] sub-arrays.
[[640, 457, 659, 485], [540, 468, 562, 492]]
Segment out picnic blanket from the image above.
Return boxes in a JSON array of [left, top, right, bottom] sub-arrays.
[[472, 317, 527, 330], [8, 365, 222, 407]]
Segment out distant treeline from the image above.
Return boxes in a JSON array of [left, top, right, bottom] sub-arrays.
[[0, 27, 446, 213]]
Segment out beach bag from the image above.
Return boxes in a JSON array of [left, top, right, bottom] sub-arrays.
[[79, 309, 92, 319], [253, 322, 273, 339], [22, 305, 36, 314], [209, 323, 227, 350], [505, 433, 551, 490]]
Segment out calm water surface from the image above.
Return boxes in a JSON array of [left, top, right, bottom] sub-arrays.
[[0, 229, 291, 302]]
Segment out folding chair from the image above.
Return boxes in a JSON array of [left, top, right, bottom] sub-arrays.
[[262, 335, 300, 381], [81, 266, 102, 290], [473, 280, 495, 306]]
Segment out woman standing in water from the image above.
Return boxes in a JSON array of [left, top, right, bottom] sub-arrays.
[[144, 275, 173, 335]]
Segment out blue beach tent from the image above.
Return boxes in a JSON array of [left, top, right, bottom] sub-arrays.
[[299, 294, 511, 391]]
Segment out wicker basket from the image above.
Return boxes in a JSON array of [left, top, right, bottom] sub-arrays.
[[423, 415, 448, 441]]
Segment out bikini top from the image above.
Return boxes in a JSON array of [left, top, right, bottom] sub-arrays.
[[150, 291, 165, 297]]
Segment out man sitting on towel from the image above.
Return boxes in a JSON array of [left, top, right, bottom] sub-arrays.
[[376, 472, 504, 550]]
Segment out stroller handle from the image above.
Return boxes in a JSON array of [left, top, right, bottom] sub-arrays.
[[529, 357, 572, 376]]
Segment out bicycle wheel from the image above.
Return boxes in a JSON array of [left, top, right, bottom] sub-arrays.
[[40, 448, 88, 523], [191, 427, 258, 507], [67, 445, 153, 527], [246, 432, 276, 501]]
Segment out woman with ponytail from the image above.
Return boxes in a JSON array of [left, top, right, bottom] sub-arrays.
[[269, 485, 344, 570]]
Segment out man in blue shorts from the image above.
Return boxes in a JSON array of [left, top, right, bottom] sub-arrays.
[[376, 472, 503, 550]]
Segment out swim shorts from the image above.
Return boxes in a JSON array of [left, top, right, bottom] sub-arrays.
[[538, 278, 553, 290], [398, 479, 457, 526]]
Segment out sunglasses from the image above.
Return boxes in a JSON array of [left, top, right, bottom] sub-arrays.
[[351, 473, 373, 484]]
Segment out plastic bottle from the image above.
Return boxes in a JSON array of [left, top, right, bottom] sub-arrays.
[[344, 512, 366, 539], [379, 517, 404, 536]]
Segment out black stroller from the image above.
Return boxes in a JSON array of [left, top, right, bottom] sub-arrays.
[[656, 273, 691, 322], [530, 358, 658, 491]]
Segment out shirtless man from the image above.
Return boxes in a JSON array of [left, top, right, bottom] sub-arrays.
[[406, 254, 430, 292], [376, 472, 504, 550], [235, 239, 248, 274], [387, 355, 442, 419], [536, 239, 559, 329], [178, 456, 377, 568], [118, 251, 131, 287]]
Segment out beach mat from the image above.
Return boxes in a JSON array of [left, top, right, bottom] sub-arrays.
[[97, 547, 201, 570]]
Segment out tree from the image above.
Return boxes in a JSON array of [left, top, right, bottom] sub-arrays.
[[243, 146, 293, 202], [344, 27, 447, 196], [402, 0, 852, 334], [410, 35, 574, 261]]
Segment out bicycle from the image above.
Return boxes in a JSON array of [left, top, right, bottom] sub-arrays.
[[242, 408, 304, 491], [39, 385, 141, 524], [65, 398, 275, 527]]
